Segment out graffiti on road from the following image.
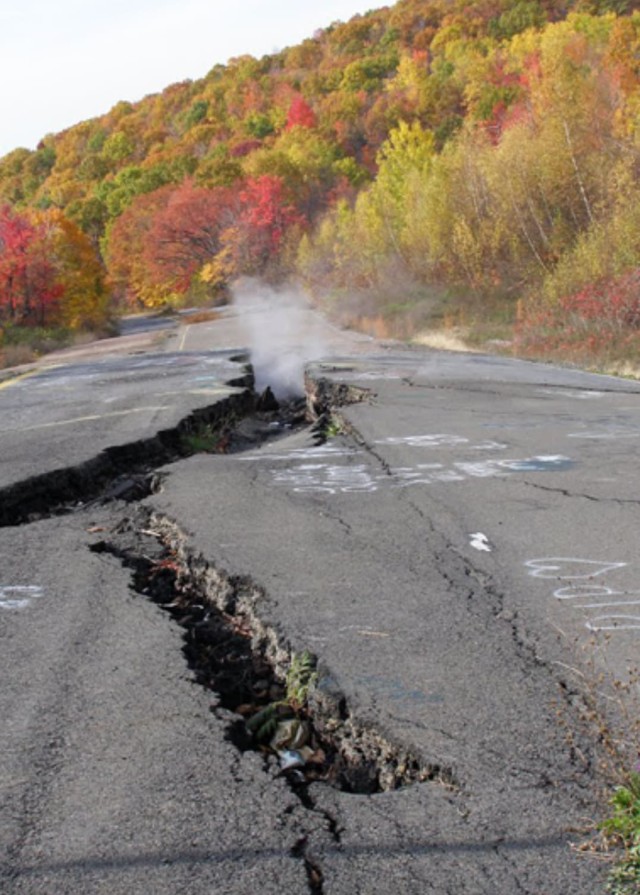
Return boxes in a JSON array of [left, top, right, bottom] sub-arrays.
[[0, 585, 44, 610], [524, 558, 640, 631], [242, 434, 576, 496]]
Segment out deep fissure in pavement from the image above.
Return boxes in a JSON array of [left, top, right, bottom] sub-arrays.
[[90, 509, 449, 797], [0, 387, 251, 526], [0, 367, 367, 528], [89, 507, 453, 895], [291, 834, 325, 894]]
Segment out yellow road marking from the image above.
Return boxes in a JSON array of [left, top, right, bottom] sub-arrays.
[[0, 363, 65, 392], [0, 368, 43, 391]]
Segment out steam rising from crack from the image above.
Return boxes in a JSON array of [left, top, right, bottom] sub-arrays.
[[231, 278, 328, 399]]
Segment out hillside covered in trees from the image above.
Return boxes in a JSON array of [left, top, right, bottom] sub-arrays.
[[2, 0, 640, 368]]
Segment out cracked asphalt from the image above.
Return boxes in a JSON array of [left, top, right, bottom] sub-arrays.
[[2, 307, 640, 893]]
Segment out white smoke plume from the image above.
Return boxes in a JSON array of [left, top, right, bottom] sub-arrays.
[[231, 278, 329, 399]]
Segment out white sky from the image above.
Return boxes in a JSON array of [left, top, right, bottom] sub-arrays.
[[0, 0, 380, 158]]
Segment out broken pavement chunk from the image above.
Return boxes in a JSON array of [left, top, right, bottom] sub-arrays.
[[256, 385, 279, 412]]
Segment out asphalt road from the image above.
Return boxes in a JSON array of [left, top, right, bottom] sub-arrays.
[[2, 305, 639, 893]]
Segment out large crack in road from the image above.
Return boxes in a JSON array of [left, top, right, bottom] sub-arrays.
[[1, 366, 462, 893], [1, 358, 611, 893], [88, 507, 459, 894]]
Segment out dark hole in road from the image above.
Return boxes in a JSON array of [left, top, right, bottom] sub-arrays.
[[90, 510, 449, 798]]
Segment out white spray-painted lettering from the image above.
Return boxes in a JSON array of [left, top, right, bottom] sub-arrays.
[[538, 388, 605, 400], [272, 463, 377, 495], [552, 584, 640, 609], [0, 585, 44, 610], [375, 434, 470, 448], [239, 444, 356, 463], [524, 558, 640, 632], [585, 615, 640, 631], [471, 441, 510, 451], [243, 439, 577, 494], [470, 533, 492, 553], [525, 558, 627, 580]]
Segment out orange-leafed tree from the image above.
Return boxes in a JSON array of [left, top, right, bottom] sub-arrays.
[[0, 205, 108, 329], [30, 209, 110, 329]]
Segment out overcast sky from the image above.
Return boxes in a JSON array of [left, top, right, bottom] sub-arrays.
[[0, 0, 380, 158]]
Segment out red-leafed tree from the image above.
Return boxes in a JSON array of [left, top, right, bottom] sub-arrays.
[[285, 95, 317, 130], [143, 179, 239, 294], [105, 180, 239, 306], [0, 205, 34, 321], [0, 205, 62, 326], [234, 175, 305, 272]]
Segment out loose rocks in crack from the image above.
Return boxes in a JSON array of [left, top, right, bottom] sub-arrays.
[[255, 385, 280, 412], [304, 375, 370, 423], [304, 375, 371, 444], [225, 395, 308, 453], [91, 511, 454, 798], [92, 472, 164, 504]]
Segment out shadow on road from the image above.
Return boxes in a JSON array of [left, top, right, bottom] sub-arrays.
[[7, 832, 577, 879]]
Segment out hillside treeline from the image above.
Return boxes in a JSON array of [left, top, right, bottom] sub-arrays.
[[1, 0, 640, 364]]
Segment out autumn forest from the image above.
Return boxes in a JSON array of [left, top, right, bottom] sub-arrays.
[[2, 0, 640, 368]]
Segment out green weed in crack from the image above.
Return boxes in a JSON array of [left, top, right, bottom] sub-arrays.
[[245, 650, 320, 772], [286, 650, 318, 710], [181, 421, 231, 454]]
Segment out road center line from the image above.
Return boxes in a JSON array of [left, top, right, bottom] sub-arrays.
[[178, 325, 191, 351]]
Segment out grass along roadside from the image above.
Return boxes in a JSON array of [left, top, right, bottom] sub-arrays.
[[0, 324, 114, 370], [601, 771, 640, 894]]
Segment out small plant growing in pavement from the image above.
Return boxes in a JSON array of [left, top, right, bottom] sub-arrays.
[[181, 421, 230, 454], [325, 414, 344, 438], [246, 650, 317, 746], [285, 650, 318, 710], [246, 701, 292, 744]]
